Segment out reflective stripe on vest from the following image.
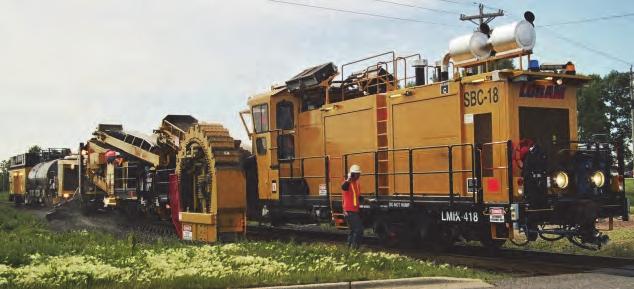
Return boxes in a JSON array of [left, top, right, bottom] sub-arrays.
[[351, 181, 358, 207]]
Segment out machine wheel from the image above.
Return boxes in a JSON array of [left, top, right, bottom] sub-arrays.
[[426, 225, 456, 252], [480, 229, 506, 251], [373, 218, 398, 247], [175, 123, 243, 215]]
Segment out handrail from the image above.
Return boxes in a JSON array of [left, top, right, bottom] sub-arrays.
[[480, 140, 513, 204], [342, 143, 478, 206], [340, 51, 395, 82], [278, 155, 331, 200]]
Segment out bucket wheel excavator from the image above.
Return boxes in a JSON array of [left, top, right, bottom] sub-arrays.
[[175, 123, 247, 242]]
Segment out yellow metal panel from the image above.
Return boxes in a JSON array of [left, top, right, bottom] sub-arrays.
[[323, 96, 377, 196], [9, 168, 29, 195], [180, 212, 216, 225], [390, 88, 462, 195], [297, 109, 326, 196], [216, 169, 246, 208], [96, 134, 160, 166]]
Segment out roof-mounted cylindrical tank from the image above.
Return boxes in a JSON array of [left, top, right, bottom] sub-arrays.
[[448, 31, 491, 63], [489, 20, 536, 55]]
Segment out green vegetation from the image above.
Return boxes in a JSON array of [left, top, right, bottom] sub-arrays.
[[0, 204, 497, 289], [506, 175, 634, 258], [0, 192, 7, 203], [577, 71, 632, 163], [506, 226, 634, 258]]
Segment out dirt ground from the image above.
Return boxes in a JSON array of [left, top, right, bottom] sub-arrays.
[[596, 217, 633, 229], [19, 202, 177, 242]]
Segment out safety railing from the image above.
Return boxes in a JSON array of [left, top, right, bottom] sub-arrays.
[[479, 140, 514, 204], [337, 51, 397, 101], [394, 53, 422, 89], [153, 168, 175, 197], [334, 52, 436, 102], [114, 164, 138, 195], [278, 155, 331, 198], [343, 143, 478, 206]]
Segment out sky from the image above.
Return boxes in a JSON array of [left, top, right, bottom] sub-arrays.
[[0, 0, 633, 160]]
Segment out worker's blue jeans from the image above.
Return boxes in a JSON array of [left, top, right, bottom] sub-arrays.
[[345, 211, 363, 249]]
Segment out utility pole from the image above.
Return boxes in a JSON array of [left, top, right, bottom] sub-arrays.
[[460, 3, 504, 30], [630, 65, 633, 174]]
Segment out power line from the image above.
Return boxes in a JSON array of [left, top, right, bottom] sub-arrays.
[[484, 5, 632, 66], [431, 0, 477, 6], [370, 0, 461, 15], [268, 0, 460, 27], [537, 26, 632, 66], [539, 12, 634, 27]]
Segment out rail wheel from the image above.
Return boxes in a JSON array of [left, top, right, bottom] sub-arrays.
[[480, 229, 506, 250], [373, 217, 399, 247]]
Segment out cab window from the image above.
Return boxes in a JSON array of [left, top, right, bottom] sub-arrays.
[[256, 137, 267, 155], [276, 101, 294, 130], [277, 134, 295, 160], [252, 104, 269, 133]]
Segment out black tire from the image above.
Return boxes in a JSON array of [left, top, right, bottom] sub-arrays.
[[480, 229, 506, 251], [373, 218, 398, 247], [426, 226, 456, 252]]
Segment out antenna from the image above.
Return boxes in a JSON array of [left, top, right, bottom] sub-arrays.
[[460, 3, 504, 32]]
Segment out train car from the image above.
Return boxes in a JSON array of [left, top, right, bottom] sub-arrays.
[[25, 155, 79, 205], [9, 148, 74, 206], [81, 115, 198, 218], [8, 153, 39, 204], [237, 13, 629, 249], [171, 123, 248, 242]]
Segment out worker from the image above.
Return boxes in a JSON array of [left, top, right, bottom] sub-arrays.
[[341, 164, 363, 249], [114, 153, 124, 167], [105, 150, 117, 164], [513, 138, 534, 170]]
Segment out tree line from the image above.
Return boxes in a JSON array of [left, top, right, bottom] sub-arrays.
[[577, 71, 632, 171]]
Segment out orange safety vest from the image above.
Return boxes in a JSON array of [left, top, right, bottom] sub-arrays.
[[342, 180, 360, 212]]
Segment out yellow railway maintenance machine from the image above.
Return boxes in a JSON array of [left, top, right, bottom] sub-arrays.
[[8, 148, 74, 206], [175, 123, 247, 242], [81, 115, 198, 217], [243, 13, 629, 250]]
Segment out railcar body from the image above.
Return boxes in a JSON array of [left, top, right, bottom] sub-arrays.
[[8, 148, 75, 206], [240, 14, 629, 249]]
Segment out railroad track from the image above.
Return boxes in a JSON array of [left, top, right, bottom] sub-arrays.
[[246, 224, 634, 277]]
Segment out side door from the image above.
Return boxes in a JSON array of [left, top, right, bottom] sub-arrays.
[[252, 103, 274, 200]]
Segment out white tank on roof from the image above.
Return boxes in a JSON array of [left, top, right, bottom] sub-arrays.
[[448, 31, 491, 63], [489, 20, 536, 54]]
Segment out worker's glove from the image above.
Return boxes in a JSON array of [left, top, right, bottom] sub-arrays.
[[341, 181, 350, 191]]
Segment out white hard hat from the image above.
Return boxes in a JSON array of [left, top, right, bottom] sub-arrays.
[[349, 164, 361, 174]]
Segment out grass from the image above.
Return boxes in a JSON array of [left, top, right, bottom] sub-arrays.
[[504, 178, 634, 258], [506, 226, 634, 258], [0, 192, 7, 202], [0, 204, 499, 289]]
